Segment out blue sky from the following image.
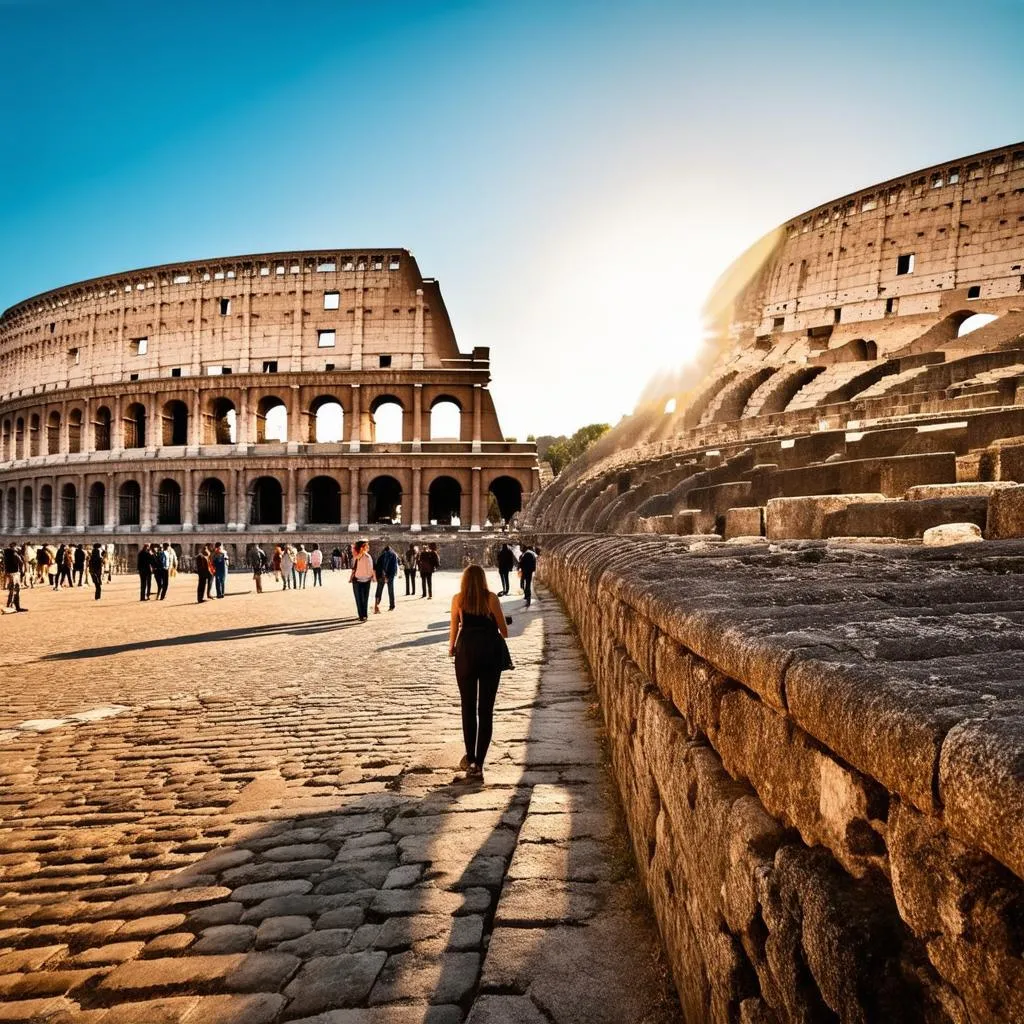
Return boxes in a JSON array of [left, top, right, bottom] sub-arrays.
[[2, 0, 1023, 438]]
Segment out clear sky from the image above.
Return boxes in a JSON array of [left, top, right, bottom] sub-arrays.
[[2, 0, 1023, 440]]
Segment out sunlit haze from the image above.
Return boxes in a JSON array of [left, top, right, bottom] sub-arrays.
[[2, 0, 1023, 440]]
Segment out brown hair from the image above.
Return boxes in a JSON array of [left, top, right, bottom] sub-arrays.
[[459, 564, 490, 616]]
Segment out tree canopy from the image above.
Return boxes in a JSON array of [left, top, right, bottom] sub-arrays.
[[542, 423, 610, 475]]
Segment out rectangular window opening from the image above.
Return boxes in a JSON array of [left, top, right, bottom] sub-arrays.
[[885, 297, 897, 315], [318, 329, 336, 348], [896, 253, 915, 275], [325, 362, 335, 371], [317, 261, 336, 272], [219, 298, 231, 316], [68, 347, 80, 364], [948, 168, 960, 184], [129, 373, 139, 382], [207, 366, 223, 376], [389, 255, 401, 270], [379, 354, 392, 368], [131, 337, 148, 356], [967, 285, 981, 299], [323, 291, 340, 310], [262, 360, 278, 373], [173, 274, 190, 284], [833, 307, 842, 324], [772, 316, 785, 330], [170, 367, 182, 377]]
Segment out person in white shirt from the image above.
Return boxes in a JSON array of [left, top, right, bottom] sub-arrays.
[[310, 544, 324, 586], [349, 540, 376, 621]]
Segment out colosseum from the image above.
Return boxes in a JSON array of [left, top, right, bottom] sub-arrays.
[[0, 249, 538, 558], [526, 141, 1024, 1022]]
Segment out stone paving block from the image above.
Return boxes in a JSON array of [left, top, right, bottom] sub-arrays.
[[185, 992, 287, 1024], [99, 954, 247, 992], [224, 952, 300, 992], [141, 932, 196, 957], [96, 996, 200, 1024], [255, 915, 311, 947], [281, 952, 388, 1017], [7, 968, 101, 997], [493, 880, 601, 926], [114, 914, 188, 939], [369, 950, 480, 1006], [192, 925, 256, 955], [67, 941, 145, 966], [0, 997, 83, 1022], [276, 928, 353, 958], [230, 880, 312, 902], [0, 945, 66, 973], [315, 907, 365, 931]]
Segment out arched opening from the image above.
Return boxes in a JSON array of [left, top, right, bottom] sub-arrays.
[[68, 409, 82, 454], [428, 476, 462, 525], [157, 478, 182, 525], [162, 400, 189, 446], [429, 398, 462, 440], [123, 402, 146, 449], [488, 476, 523, 523], [28, 414, 40, 457], [119, 479, 141, 526], [15, 417, 24, 459], [61, 483, 77, 528], [197, 478, 226, 525], [94, 407, 112, 451], [21, 486, 33, 528], [367, 475, 402, 523], [369, 396, 404, 444], [310, 397, 344, 443], [663, 398, 677, 415], [1, 420, 10, 461], [256, 396, 287, 443], [5, 488, 15, 531], [957, 313, 999, 338], [249, 476, 283, 525], [87, 482, 105, 527], [305, 475, 342, 524], [40, 484, 53, 528], [47, 411, 61, 455], [205, 398, 236, 444]]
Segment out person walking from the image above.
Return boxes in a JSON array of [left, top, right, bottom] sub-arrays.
[[280, 545, 294, 590], [373, 543, 399, 613], [310, 544, 323, 586], [496, 542, 517, 596], [295, 544, 309, 589], [87, 544, 103, 600], [249, 545, 266, 594], [271, 545, 282, 583], [331, 547, 342, 572], [58, 545, 75, 589], [155, 543, 172, 600], [349, 540, 375, 621], [448, 564, 509, 779], [418, 543, 440, 599], [3, 544, 25, 612], [73, 544, 86, 587], [403, 544, 419, 596], [137, 544, 153, 601], [519, 543, 538, 608], [212, 543, 228, 599], [195, 546, 214, 603]]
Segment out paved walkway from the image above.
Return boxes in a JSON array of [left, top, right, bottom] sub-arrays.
[[0, 569, 678, 1023]]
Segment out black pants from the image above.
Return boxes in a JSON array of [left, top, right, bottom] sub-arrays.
[[522, 572, 534, 606], [455, 650, 501, 767], [154, 568, 168, 600], [58, 566, 73, 588], [74, 567, 84, 587], [139, 571, 152, 600], [375, 575, 395, 610], [404, 568, 417, 595], [312, 567, 322, 586], [90, 570, 102, 600], [498, 569, 510, 595], [197, 575, 209, 602], [421, 571, 433, 598], [353, 579, 371, 619]]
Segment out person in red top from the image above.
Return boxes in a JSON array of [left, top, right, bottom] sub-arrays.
[[195, 546, 214, 604], [349, 541, 376, 621]]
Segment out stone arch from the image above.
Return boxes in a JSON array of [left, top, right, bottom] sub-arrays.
[[256, 396, 287, 443], [683, 372, 738, 429], [207, 397, 237, 445], [367, 474, 402, 523], [705, 367, 776, 424], [47, 410, 61, 455], [249, 475, 284, 526], [87, 481, 106, 527], [488, 475, 523, 522], [157, 478, 182, 525], [40, 483, 53, 528], [4, 487, 15, 531], [369, 395, 404, 444], [429, 396, 462, 440], [305, 475, 342, 524], [61, 482, 77, 528], [198, 477, 227, 525], [94, 406, 112, 451], [428, 475, 462, 525], [123, 402, 146, 449], [21, 485, 33, 528], [1, 419, 10, 461], [750, 366, 827, 417], [162, 400, 189, 447], [14, 417, 24, 459], [309, 396, 345, 443], [68, 409, 83, 454], [118, 479, 141, 526], [28, 413, 41, 457], [957, 313, 999, 338]]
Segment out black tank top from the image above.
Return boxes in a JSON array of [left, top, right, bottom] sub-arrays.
[[461, 610, 497, 631]]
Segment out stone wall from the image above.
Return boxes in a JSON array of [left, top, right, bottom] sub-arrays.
[[538, 533, 1024, 1024]]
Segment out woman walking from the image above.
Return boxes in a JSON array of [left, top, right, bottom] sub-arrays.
[[448, 564, 508, 779], [349, 540, 375, 621], [280, 545, 294, 590], [195, 546, 214, 603], [295, 544, 309, 588]]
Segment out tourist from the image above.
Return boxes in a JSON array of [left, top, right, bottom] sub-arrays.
[[331, 547, 342, 572], [58, 545, 74, 589], [418, 543, 440, 599], [73, 544, 86, 587], [249, 545, 267, 594], [137, 544, 153, 601], [280, 545, 294, 590], [519, 543, 538, 608], [23, 543, 36, 587], [53, 544, 65, 590], [102, 545, 113, 583], [373, 543, 399, 613], [155, 543, 171, 600], [349, 540, 375, 621], [212, 542, 228, 599], [195, 546, 214, 603], [168, 544, 179, 580], [41, 544, 56, 589], [403, 544, 419, 596], [88, 544, 103, 600], [3, 544, 25, 612], [496, 542, 517, 596], [448, 564, 509, 779], [271, 545, 282, 583], [310, 544, 323, 586], [295, 544, 309, 589]]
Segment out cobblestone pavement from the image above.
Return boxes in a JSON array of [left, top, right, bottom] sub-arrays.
[[0, 569, 679, 1024]]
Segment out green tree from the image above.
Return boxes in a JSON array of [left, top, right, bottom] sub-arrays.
[[543, 423, 610, 475]]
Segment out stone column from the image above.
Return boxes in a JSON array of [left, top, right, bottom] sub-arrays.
[[76, 474, 86, 530], [285, 467, 297, 532], [347, 466, 360, 531], [410, 466, 422, 532], [227, 468, 239, 529], [472, 385, 482, 453], [238, 389, 252, 448], [288, 384, 301, 448], [146, 394, 157, 450], [141, 469, 153, 530], [349, 384, 361, 452], [471, 466, 482, 532], [59, 401, 69, 455], [82, 397, 93, 455], [237, 471, 247, 532], [111, 395, 124, 453], [412, 384, 423, 451], [182, 469, 195, 532], [191, 390, 203, 448], [105, 472, 117, 531]]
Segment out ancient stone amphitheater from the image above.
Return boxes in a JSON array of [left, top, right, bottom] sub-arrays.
[[0, 250, 537, 560], [527, 143, 1024, 1022]]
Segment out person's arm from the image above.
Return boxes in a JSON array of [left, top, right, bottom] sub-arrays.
[[489, 592, 509, 638], [449, 595, 461, 656]]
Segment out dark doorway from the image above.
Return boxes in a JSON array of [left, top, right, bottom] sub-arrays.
[[305, 476, 342, 524], [198, 478, 226, 525], [367, 475, 402, 523], [428, 476, 462, 525], [250, 476, 284, 525]]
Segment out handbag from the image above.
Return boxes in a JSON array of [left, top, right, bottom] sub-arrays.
[[498, 634, 515, 671]]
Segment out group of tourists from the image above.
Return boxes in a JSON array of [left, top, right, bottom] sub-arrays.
[[1, 540, 120, 609], [346, 541, 443, 621]]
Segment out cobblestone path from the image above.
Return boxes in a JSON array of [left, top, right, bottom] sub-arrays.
[[0, 570, 678, 1023]]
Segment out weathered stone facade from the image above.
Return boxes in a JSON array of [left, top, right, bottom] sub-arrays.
[[0, 250, 538, 549]]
